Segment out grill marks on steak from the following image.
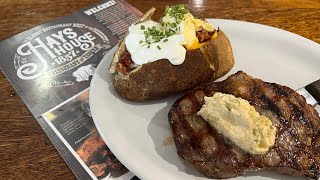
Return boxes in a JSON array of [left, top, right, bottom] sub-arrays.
[[168, 71, 320, 179]]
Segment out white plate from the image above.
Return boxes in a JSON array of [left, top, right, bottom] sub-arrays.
[[89, 19, 320, 180]]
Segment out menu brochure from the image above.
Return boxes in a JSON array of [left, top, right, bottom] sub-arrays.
[[0, 0, 141, 179]]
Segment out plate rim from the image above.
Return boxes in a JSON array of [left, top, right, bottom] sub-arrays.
[[89, 18, 320, 180]]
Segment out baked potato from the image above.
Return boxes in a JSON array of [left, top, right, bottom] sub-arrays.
[[109, 6, 234, 101]]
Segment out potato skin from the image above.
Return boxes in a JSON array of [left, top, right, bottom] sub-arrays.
[[112, 30, 234, 101], [202, 30, 234, 80]]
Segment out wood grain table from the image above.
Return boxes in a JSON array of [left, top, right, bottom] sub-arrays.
[[0, 0, 319, 179]]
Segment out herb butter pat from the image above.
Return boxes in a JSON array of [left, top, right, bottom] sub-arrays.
[[197, 93, 276, 154]]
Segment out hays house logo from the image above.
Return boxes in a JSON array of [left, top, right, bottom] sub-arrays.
[[14, 23, 109, 81]]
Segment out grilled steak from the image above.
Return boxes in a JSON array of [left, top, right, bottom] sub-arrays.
[[168, 71, 320, 179]]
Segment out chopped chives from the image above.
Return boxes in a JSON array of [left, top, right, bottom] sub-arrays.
[[138, 5, 189, 47]]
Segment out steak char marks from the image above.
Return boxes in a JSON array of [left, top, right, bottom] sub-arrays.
[[168, 71, 320, 179]]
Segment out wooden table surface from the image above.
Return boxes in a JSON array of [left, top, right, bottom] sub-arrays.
[[0, 0, 319, 179]]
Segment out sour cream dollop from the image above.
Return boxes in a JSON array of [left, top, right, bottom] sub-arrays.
[[125, 21, 186, 65], [124, 4, 215, 66]]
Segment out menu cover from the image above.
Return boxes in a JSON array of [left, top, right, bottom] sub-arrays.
[[0, 0, 141, 179]]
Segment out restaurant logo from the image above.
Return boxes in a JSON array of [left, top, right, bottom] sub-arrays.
[[14, 23, 109, 80]]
